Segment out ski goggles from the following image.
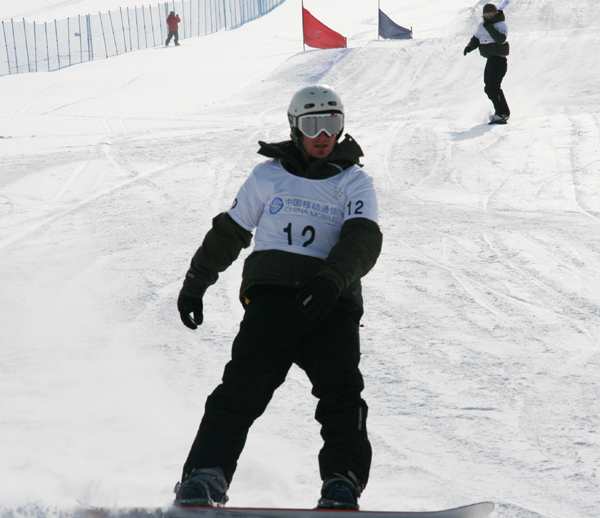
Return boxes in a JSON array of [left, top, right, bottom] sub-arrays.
[[297, 112, 344, 138]]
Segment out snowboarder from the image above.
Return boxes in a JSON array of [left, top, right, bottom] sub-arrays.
[[174, 85, 383, 510], [464, 3, 510, 123], [166, 11, 181, 46]]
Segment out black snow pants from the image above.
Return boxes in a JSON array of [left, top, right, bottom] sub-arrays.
[[484, 56, 510, 116], [182, 287, 372, 488]]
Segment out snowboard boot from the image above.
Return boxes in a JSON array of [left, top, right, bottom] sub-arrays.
[[174, 467, 229, 507], [489, 114, 509, 123], [317, 472, 363, 510]]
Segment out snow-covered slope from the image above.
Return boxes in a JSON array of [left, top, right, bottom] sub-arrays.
[[1, 1, 599, 517]]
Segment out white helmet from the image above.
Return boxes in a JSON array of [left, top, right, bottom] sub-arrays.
[[288, 85, 344, 141]]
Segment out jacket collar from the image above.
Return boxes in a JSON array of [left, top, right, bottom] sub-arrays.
[[257, 134, 364, 180]]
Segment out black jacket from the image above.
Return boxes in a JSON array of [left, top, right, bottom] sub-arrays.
[[466, 10, 510, 58], [181, 136, 383, 310]]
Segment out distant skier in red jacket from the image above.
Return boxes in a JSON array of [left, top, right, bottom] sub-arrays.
[[166, 11, 181, 46]]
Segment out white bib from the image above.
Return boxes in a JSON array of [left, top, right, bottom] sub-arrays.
[[228, 160, 378, 260], [474, 21, 508, 45]]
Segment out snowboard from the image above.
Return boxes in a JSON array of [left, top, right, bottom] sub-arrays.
[[81, 502, 495, 518], [488, 119, 508, 125]]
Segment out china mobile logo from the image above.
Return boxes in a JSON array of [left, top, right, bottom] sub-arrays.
[[269, 197, 284, 214]]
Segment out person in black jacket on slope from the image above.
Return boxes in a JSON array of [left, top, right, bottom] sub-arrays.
[[464, 3, 511, 123], [173, 85, 383, 510]]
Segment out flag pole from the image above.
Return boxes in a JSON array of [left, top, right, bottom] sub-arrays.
[[302, 0, 305, 51]]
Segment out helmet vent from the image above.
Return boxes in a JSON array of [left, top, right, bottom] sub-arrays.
[[304, 103, 315, 109], [328, 101, 338, 106]]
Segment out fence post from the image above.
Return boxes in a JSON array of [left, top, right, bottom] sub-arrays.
[[149, 6, 156, 47], [54, 18, 60, 69], [84, 15, 88, 62], [68, 18, 72, 66], [11, 19, 19, 73], [78, 15, 83, 62], [77, 15, 80, 62], [181, 0, 186, 39], [142, 7, 148, 48], [120, 8, 128, 52], [23, 19, 31, 72], [157, 4, 163, 46], [99, 12, 109, 58], [127, 8, 133, 51], [54, 19, 61, 69], [186, 0, 189, 37], [205, 0, 209, 32], [220, 0, 225, 30], [108, 10, 119, 55], [135, 7, 140, 49], [87, 13, 94, 61], [2, 22, 11, 75], [34, 21, 38, 71], [44, 22, 49, 71]]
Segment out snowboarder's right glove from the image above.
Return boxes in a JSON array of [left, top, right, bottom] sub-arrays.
[[463, 45, 473, 56], [177, 292, 203, 330], [296, 276, 339, 321], [178, 267, 208, 330]]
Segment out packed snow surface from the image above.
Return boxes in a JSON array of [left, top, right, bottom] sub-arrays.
[[1, 1, 599, 517]]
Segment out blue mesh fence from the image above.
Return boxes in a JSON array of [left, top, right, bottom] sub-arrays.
[[1, 0, 286, 76]]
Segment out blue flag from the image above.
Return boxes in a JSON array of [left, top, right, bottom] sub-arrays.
[[379, 9, 412, 39]]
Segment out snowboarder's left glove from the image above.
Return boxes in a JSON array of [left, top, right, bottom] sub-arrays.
[[463, 45, 473, 56], [296, 276, 339, 321], [177, 293, 203, 330]]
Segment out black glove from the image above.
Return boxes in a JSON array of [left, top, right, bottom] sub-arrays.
[[296, 276, 339, 321], [463, 46, 472, 56], [177, 292, 203, 330]]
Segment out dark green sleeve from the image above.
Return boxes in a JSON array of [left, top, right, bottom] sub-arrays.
[[318, 218, 383, 292], [181, 212, 252, 297], [467, 35, 480, 49]]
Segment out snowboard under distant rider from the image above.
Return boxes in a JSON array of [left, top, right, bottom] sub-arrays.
[[174, 85, 383, 510], [464, 3, 510, 123]]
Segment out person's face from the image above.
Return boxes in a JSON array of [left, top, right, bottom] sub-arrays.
[[302, 131, 337, 159], [483, 11, 496, 20]]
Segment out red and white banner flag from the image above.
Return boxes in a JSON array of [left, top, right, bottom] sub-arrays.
[[302, 7, 346, 49]]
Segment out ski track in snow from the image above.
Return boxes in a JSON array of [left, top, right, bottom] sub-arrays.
[[1, 1, 600, 518]]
